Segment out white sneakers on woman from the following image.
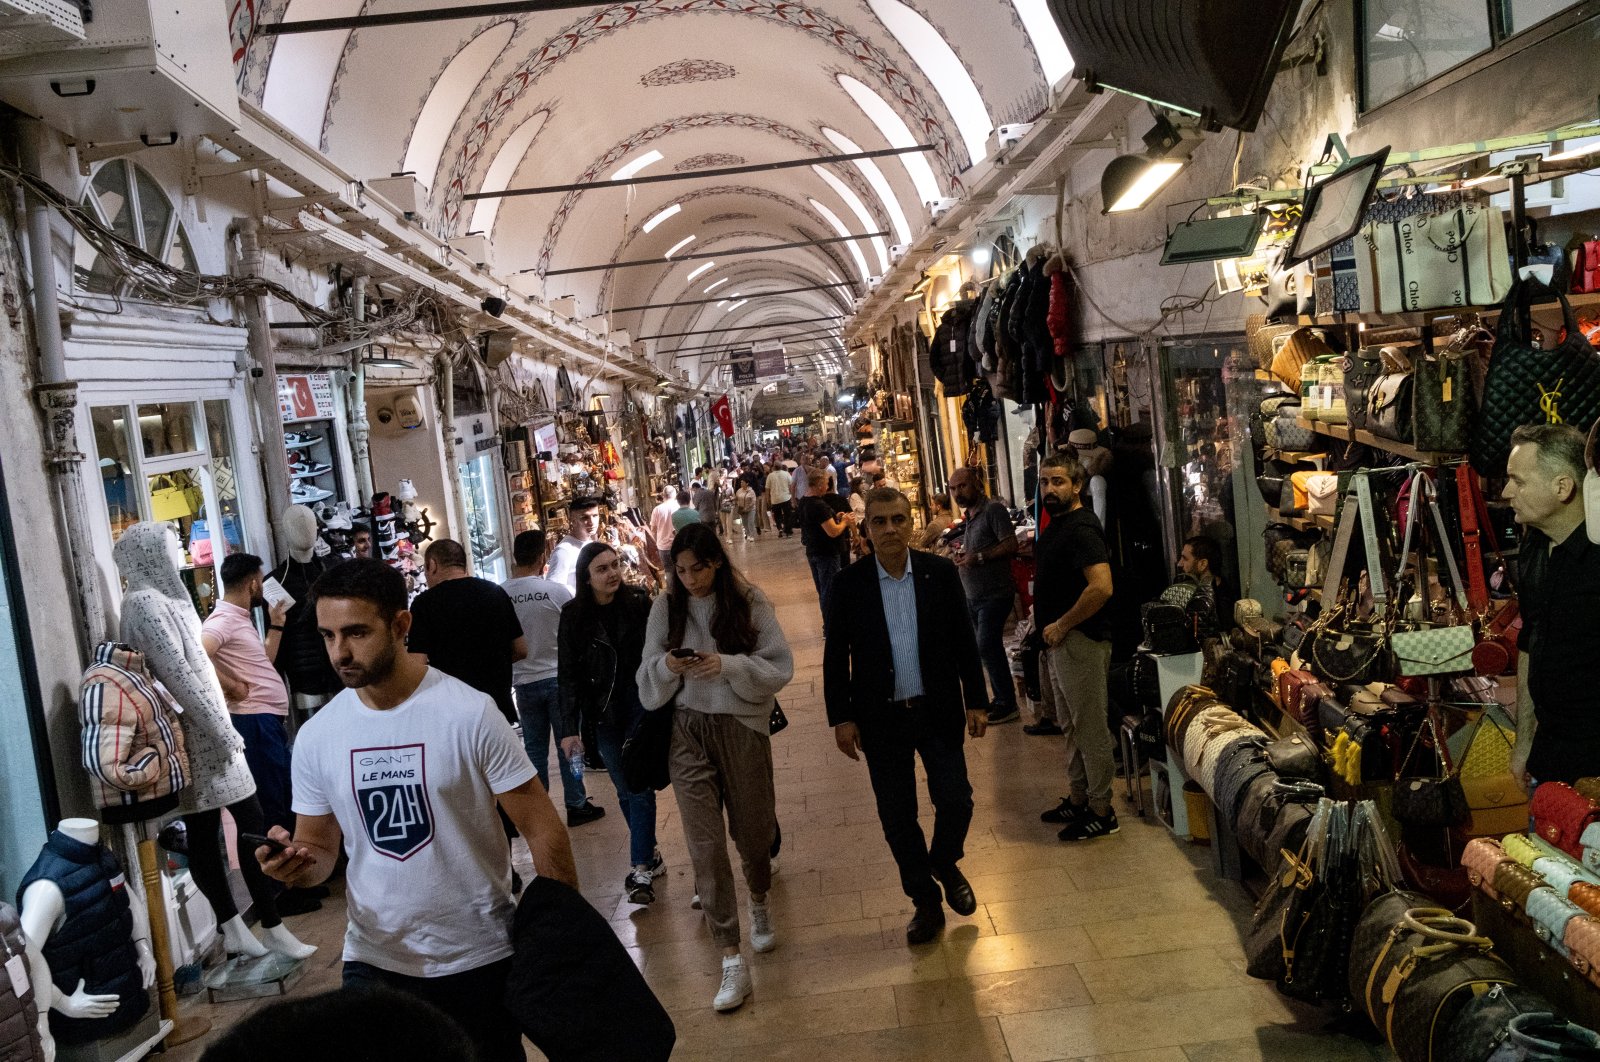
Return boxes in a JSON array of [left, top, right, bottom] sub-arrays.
[[714, 954, 752, 1011], [749, 900, 776, 953]]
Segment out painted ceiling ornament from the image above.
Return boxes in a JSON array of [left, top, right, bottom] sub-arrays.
[[704, 212, 757, 224], [641, 59, 738, 87], [434, 0, 964, 233], [674, 153, 747, 171]]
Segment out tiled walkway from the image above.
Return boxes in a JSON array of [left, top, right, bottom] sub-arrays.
[[166, 532, 1390, 1061]]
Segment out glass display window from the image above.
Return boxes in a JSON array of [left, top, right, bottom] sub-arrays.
[[459, 452, 506, 581]]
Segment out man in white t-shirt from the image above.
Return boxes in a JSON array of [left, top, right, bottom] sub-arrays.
[[257, 558, 577, 1062], [545, 496, 603, 593], [504, 528, 602, 827], [648, 482, 680, 571], [765, 463, 795, 538]]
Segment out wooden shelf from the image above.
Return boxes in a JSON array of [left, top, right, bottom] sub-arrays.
[[1307, 290, 1600, 330], [1295, 418, 1459, 463], [1266, 507, 1334, 533]]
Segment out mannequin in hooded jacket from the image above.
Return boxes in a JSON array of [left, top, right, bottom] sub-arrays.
[[19, 818, 154, 1061], [112, 523, 314, 961]]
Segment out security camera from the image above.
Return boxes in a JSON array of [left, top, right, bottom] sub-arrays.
[[927, 198, 959, 223], [889, 244, 908, 263]]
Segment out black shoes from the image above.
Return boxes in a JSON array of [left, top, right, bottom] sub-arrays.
[[1058, 809, 1120, 842], [1023, 719, 1063, 736], [934, 865, 978, 916], [905, 905, 945, 945], [1040, 797, 1088, 824], [567, 802, 606, 827], [986, 704, 1020, 725], [275, 888, 323, 917]]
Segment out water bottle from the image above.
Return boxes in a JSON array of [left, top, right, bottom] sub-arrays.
[[567, 747, 586, 778]]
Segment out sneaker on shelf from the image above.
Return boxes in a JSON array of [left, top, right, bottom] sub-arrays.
[[1058, 809, 1120, 842], [289, 482, 334, 504], [986, 704, 1020, 725], [713, 955, 752, 1012], [646, 849, 666, 878], [1040, 797, 1088, 824], [625, 867, 656, 905], [749, 900, 776, 953], [289, 461, 333, 479], [1022, 719, 1064, 736], [323, 503, 354, 531], [283, 431, 322, 448]]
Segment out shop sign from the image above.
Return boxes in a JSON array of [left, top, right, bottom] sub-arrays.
[[754, 341, 784, 380], [776, 416, 807, 427], [278, 373, 336, 422], [532, 422, 559, 457], [730, 349, 756, 386]]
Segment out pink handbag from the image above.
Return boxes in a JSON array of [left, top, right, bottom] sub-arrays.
[[1462, 837, 1512, 899], [1563, 915, 1600, 989]]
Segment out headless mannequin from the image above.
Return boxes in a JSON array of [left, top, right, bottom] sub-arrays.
[[19, 820, 154, 1062], [269, 507, 339, 704], [112, 523, 313, 961]]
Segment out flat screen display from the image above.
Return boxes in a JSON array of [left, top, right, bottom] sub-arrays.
[[1285, 147, 1390, 266]]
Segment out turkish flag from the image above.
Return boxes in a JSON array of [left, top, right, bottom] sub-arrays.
[[711, 395, 734, 437]]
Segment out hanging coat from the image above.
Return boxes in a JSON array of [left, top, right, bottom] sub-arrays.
[[1045, 254, 1072, 359]]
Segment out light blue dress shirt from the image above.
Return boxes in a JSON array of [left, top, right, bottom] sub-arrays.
[[877, 555, 925, 701]]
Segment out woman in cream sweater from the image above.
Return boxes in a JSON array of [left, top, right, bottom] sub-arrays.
[[637, 523, 793, 1012]]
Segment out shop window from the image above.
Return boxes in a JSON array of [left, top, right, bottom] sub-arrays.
[[73, 160, 198, 297], [1359, 0, 1583, 110]]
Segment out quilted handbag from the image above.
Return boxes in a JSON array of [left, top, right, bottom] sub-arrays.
[[1532, 852, 1600, 900], [1367, 370, 1416, 443], [1532, 783, 1600, 859], [1472, 278, 1600, 477], [1437, 983, 1562, 1062], [1275, 669, 1320, 726], [1392, 625, 1476, 677], [1487, 1012, 1600, 1059], [1181, 705, 1256, 784], [1304, 473, 1341, 518], [1164, 685, 1218, 753], [1572, 882, 1600, 918], [1494, 863, 1547, 915], [1464, 837, 1513, 898], [1567, 915, 1600, 989], [1580, 778, 1600, 803], [1504, 833, 1545, 868], [1412, 347, 1475, 453], [1527, 887, 1586, 958], [1197, 732, 1260, 800], [1584, 824, 1600, 872]]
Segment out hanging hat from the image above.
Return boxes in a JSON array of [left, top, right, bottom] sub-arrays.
[[1067, 428, 1098, 448]]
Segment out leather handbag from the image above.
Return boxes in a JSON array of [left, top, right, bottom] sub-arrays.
[[1245, 841, 1318, 983], [1367, 370, 1416, 444], [1571, 882, 1600, 919], [1365, 204, 1512, 313], [1392, 626, 1476, 677], [1487, 1012, 1600, 1059], [1494, 863, 1547, 914], [620, 703, 676, 793], [1350, 888, 1435, 1022], [1437, 984, 1561, 1062], [1473, 602, 1523, 678], [1532, 853, 1600, 900], [1464, 837, 1513, 898], [1214, 737, 1273, 825], [1266, 733, 1321, 780], [1455, 709, 1531, 839], [1164, 685, 1220, 754], [1412, 344, 1475, 453], [1566, 916, 1600, 990], [1273, 409, 1317, 451], [1304, 473, 1341, 518], [1584, 824, 1600, 872], [1394, 715, 1469, 828], [1526, 887, 1585, 958], [1532, 783, 1600, 859], [1236, 775, 1322, 869], [1472, 278, 1600, 477], [1271, 327, 1333, 390], [1181, 705, 1256, 785], [768, 700, 788, 735], [1582, 778, 1600, 803], [1343, 347, 1385, 431], [1504, 834, 1545, 869], [1309, 623, 1392, 686], [1275, 669, 1321, 729]]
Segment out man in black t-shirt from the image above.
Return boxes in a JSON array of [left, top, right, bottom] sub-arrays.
[[799, 471, 856, 633], [407, 538, 527, 722], [1032, 453, 1117, 842]]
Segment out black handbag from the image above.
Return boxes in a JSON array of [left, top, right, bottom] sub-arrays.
[[1437, 984, 1559, 1062], [1245, 841, 1319, 983], [1343, 347, 1385, 431], [1141, 601, 1195, 654], [620, 703, 676, 792], [1392, 713, 1469, 829], [1265, 733, 1321, 781], [1412, 346, 1474, 453], [1367, 370, 1415, 443], [1472, 278, 1600, 477], [768, 699, 788, 735]]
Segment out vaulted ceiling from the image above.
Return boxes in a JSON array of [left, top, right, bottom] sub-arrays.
[[242, 1, 1072, 388]]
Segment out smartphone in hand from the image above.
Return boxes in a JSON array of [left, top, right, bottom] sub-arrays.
[[239, 832, 288, 857], [670, 648, 701, 659]]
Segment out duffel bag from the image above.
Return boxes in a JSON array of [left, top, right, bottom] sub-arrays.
[[1181, 705, 1256, 785], [1213, 736, 1272, 825], [1350, 889, 1436, 1024], [1236, 775, 1322, 868], [1487, 1012, 1600, 1060], [1265, 732, 1321, 781], [1436, 983, 1559, 1062]]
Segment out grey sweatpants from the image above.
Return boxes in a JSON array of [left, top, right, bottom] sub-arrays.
[[668, 709, 776, 948], [1046, 631, 1115, 814]]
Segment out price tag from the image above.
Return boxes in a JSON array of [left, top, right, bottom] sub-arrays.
[[1442, 377, 1453, 404], [6, 954, 27, 998]]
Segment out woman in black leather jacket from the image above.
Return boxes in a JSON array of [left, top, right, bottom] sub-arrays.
[[557, 542, 661, 904]]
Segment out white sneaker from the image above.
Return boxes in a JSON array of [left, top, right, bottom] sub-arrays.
[[713, 955, 751, 1012], [749, 900, 776, 953]]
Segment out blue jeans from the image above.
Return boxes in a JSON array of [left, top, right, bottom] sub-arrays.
[[595, 693, 658, 867], [515, 679, 588, 809], [808, 551, 843, 629], [231, 713, 293, 834], [969, 592, 1017, 710]]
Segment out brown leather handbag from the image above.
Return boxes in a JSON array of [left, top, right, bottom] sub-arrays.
[[1571, 881, 1600, 919], [1493, 862, 1547, 915]]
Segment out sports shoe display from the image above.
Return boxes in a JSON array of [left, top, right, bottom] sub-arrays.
[[1058, 808, 1120, 842], [289, 481, 333, 504], [749, 900, 776, 953], [713, 955, 752, 1011], [625, 866, 655, 905], [289, 460, 332, 479], [282, 431, 322, 448]]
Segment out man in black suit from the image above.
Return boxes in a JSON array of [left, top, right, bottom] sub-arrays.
[[824, 487, 989, 945]]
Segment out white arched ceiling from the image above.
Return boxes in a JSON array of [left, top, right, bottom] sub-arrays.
[[1012, 0, 1074, 86], [403, 22, 518, 190], [821, 127, 912, 245], [259, 0, 360, 145], [468, 109, 550, 238], [813, 165, 889, 271], [809, 198, 872, 282], [838, 75, 943, 207], [866, 0, 991, 163]]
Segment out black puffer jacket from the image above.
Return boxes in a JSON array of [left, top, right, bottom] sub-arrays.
[[556, 586, 653, 739], [269, 556, 341, 695], [929, 298, 978, 390]]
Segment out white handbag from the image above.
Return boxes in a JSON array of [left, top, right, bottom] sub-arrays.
[[1362, 205, 1512, 313], [1305, 474, 1341, 517]]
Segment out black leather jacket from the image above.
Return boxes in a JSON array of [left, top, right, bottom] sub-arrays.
[[556, 586, 652, 740]]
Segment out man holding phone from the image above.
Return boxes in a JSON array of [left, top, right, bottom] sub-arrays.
[[256, 559, 577, 1062]]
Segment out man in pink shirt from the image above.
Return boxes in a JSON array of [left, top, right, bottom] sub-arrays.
[[648, 482, 682, 573], [202, 553, 293, 834]]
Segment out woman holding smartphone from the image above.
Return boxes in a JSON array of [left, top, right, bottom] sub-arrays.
[[558, 541, 662, 904], [638, 523, 793, 1012]]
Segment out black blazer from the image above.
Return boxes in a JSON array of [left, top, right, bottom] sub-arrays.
[[823, 550, 988, 736]]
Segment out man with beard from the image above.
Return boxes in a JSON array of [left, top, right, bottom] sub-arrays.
[[1033, 453, 1117, 841], [256, 558, 577, 1062]]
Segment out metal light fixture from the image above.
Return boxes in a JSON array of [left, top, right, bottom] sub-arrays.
[[1101, 115, 1190, 215]]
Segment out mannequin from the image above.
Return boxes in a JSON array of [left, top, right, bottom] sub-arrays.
[[269, 506, 340, 705], [18, 819, 155, 1058], [1066, 429, 1113, 528], [112, 523, 314, 961]]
